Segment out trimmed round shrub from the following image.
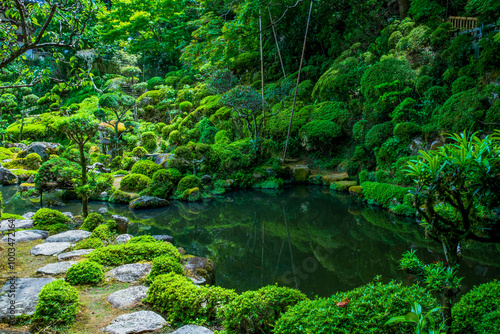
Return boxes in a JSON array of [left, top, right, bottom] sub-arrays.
[[275, 281, 436, 334], [121, 156, 136, 170], [353, 119, 369, 142], [145, 273, 237, 323], [132, 146, 148, 158], [90, 223, 113, 240], [25, 153, 42, 169], [147, 76, 164, 90], [80, 213, 105, 232], [451, 76, 476, 95], [177, 175, 201, 193], [225, 285, 307, 334], [165, 168, 182, 184], [299, 121, 342, 151], [141, 132, 158, 152], [128, 235, 158, 243], [74, 237, 103, 250], [65, 261, 104, 285], [451, 280, 500, 334], [130, 160, 162, 178], [140, 169, 175, 199], [364, 122, 393, 150], [393, 122, 422, 141], [311, 102, 350, 129], [33, 208, 70, 228], [86, 241, 181, 266], [145, 254, 184, 284], [179, 101, 193, 112], [31, 280, 79, 330], [120, 173, 151, 192]]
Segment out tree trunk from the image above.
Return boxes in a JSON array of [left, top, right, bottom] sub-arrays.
[[443, 289, 454, 333], [19, 114, 24, 142], [79, 145, 89, 218], [397, 0, 409, 19]]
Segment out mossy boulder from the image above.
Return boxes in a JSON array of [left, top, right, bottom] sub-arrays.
[[349, 185, 363, 196], [322, 173, 349, 185], [330, 180, 358, 192], [180, 187, 201, 202], [292, 166, 309, 183], [129, 196, 170, 210]]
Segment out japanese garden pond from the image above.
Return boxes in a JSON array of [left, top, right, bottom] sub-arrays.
[[2, 185, 500, 298]]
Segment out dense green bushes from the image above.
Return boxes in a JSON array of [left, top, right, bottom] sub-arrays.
[[361, 181, 413, 210], [65, 261, 104, 285], [80, 213, 105, 232], [275, 280, 436, 334], [31, 280, 79, 330], [120, 173, 151, 192], [130, 159, 162, 178], [141, 169, 175, 199], [33, 208, 70, 232], [145, 254, 184, 284], [86, 241, 180, 266]]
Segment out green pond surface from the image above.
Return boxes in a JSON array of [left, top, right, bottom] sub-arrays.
[[2, 185, 500, 298]]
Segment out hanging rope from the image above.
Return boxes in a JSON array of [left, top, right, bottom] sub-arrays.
[[282, 0, 314, 164]]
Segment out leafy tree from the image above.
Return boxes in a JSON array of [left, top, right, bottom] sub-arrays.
[[97, 93, 135, 158], [59, 115, 99, 217], [35, 157, 81, 207], [406, 131, 500, 267]]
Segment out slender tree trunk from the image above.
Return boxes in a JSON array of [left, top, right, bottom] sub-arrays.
[[79, 145, 89, 218], [282, 0, 314, 164], [268, 8, 286, 79], [397, 0, 409, 19], [259, 10, 266, 133], [19, 114, 24, 142]]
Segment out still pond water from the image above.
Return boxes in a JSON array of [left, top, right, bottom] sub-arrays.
[[2, 185, 500, 297]]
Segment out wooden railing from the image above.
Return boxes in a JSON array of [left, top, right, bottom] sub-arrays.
[[448, 16, 479, 30]]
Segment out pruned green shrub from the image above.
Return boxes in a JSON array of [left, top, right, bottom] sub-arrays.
[[90, 222, 115, 240], [145, 254, 184, 285], [121, 157, 136, 170], [132, 146, 148, 158], [177, 175, 201, 193], [33, 208, 70, 229], [275, 281, 437, 334], [80, 213, 105, 232], [74, 237, 103, 250], [25, 153, 42, 169], [65, 261, 104, 285], [141, 131, 158, 152], [128, 235, 158, 244], [31, 280, 79, 330], [120, 173, 151, 192], [86, 241, 180, 266], [451, 76, 476, 95], [364, 122, 393, 151], [361, 181, 412, 209], [130, 159, 162, 178], [224, 285, 307, 334], [299, 121, 342, 151], [141, 169, 175, 199], [393, 122, 422, 141], [451, 280, 500, 334]]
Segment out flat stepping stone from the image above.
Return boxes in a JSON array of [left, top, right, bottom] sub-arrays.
[[0, 278, 55, 319], [0, 219, 34, 232], [31, 242, 71, 256], [57, 248, 94, 261], [22, 212, 36, 219], [1, 230, 46, 243], [106, 263, 152, 283], [171, 325, 214, 334], [104, 311, 167, 334], [37, 261, 78, 275], [107, 286, 148, 309], [45, 230, 91, 243], [115, 234, 133, 244]]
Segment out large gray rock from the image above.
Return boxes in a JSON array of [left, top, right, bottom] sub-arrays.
[[1, 230, 46, 243], [21, 142, 62, 160], [115, 234, 133, 244], [0, 219, 34, 232], [98, 207, 108, 214], [57, 248, 94, 261], [152, 235, 174, 244], [154, 153, 174, 167], [184, 257, 215, 285], [171, 325, 214, 334], [112, 215, 129, 234], [0, 167, 17, 185], [104, 311, 167, 334], [107, 286, 148, 309], [31, 242, 71, 256], [0, 278, 55, 319], [45, 230, 91, 243], [37, 261, 78, 275], [61, 212, 74, 219], [128, 196, 169, 210], [22, 212, 36, 219], [106, 263, 152, 283]]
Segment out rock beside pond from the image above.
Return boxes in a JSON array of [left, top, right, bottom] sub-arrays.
[[129, 196, 169, 210], [184, 257, 215, 285], [112, 215, 129, 234], [20, 142, 61, 160], [171, 325, 214, 334], [152, 235, 174, 244], [107, 286, 148, 309], [31, 242, 71, 256], [0, 278, 55, 319], [19, 183, 35, 192], [22, 212, 36, 219], [1, 230, 46, 243], [98, 207, 108, 214], [322, 172, 349, 184], [58, 249, 94, 261], [0, 167, 17, 185], [292, 165, 310, 183], [0, 219, 34, 232], [115, 234, 133, 244], [104, 311, 167, 334], [37, 261, 78, 275], [45, 230, 91, 243], [106, 263, 152, 283]]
